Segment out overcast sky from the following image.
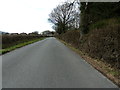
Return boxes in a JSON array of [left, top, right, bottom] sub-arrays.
[[0, 0, 66, 33]]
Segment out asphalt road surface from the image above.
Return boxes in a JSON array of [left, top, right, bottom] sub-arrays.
[[2, 37, 118, 88]]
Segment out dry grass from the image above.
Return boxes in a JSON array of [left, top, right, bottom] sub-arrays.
[[57, 18, 120, 86], [58, 38, 120, 87], [57, 18, 120, 70]]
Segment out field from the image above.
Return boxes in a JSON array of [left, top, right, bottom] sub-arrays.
[[1, 35, 45, 54]]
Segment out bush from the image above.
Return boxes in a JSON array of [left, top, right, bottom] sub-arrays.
[[84, 24, 120, 68], [2, 35, 43, 49], [58, 30, 80, 48], [57, 18, 120, 69]]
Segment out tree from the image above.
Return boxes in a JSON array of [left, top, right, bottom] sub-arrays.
[[48, 1, 79, 34], [31, 31, 39, 35], [79, 2, 120, 34]]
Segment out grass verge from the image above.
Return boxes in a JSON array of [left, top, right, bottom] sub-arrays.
[[57, 38, 120, 87], [0, 37, 46, 54]]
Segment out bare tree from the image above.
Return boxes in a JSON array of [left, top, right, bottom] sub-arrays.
[[48, 1, 79, 34]]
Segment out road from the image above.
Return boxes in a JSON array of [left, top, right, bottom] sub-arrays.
[[2, 37, 118, 88]]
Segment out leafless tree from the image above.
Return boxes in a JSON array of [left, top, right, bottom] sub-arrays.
[[48, 1, 79, 34]]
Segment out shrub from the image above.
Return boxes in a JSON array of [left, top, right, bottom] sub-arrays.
[[57, 18, 120, 69], [2, 35, 43, 49]]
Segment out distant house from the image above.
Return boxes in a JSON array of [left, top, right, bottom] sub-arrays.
[[20, 33, 27, 35], [28, 31, 39, 36], [28, 33, 35, 35], [42, 31, 54, 36], [10, 33, 19, 35]]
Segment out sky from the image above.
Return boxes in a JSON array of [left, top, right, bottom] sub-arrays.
[[0, 0, 66, 34]]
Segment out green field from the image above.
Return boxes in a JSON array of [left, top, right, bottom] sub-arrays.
[[0, 37, 45, 54]]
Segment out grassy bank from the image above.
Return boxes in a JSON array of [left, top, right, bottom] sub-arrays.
[[58, 38, 120, 87], [0, 37, 46, 54], [57, 18, 120, 69], [56, 17, 120, 86]]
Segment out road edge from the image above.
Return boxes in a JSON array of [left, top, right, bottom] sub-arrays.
[[56, 38, 120, 87]]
